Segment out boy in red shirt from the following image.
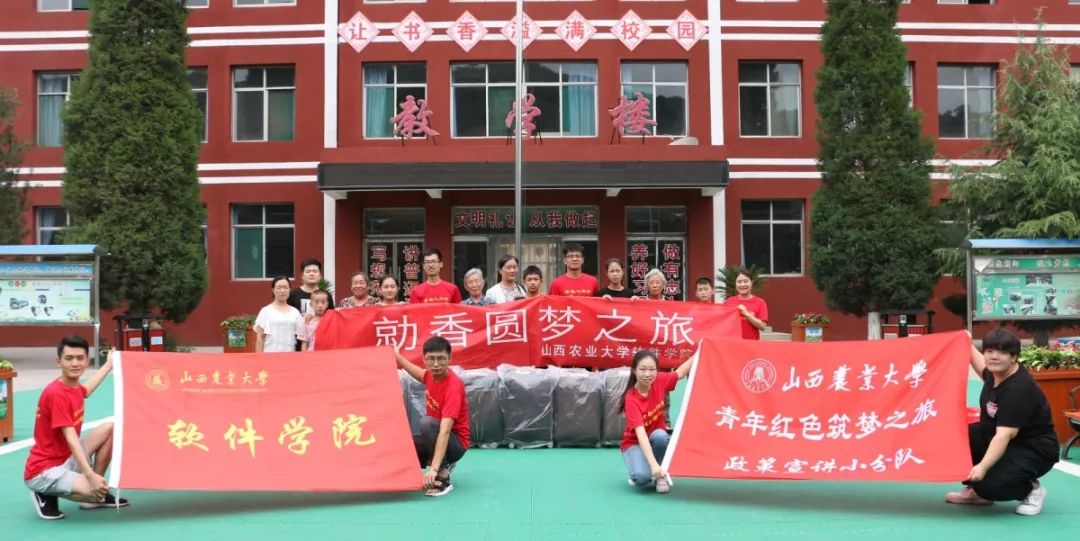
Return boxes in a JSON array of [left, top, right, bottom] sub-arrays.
[[409, 248, 463, 304], [25, 335, 128, 520], [395, 336, 470, 497], [620, 349, 694, 494], [548, 242, 599, 297]]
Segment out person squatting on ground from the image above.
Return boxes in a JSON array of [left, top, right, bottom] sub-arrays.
[[620, 349, 693, 494], [25, 335, 129, 520], [395, 336, 471, 497], [945, 328, 1058, 516]]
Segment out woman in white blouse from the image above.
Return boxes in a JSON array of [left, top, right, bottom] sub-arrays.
[[254, 276, 305, 353]]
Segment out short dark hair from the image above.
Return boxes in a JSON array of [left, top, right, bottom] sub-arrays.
[[270, 275, 291, 289], [982, 328, 1021, 357], [422, 336, 452, 356], [422, 248, 442, 262], [523, 265, 543, 279], [310, 290, 331, 301], [563, 242, 584, 257], [299, 258, 323, 274], [57, 334, 89, 358], [696, 277, 714, 288]]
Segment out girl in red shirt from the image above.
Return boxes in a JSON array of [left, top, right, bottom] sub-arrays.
[[620, 349, 694, 493], [722, 269, 769, 339]]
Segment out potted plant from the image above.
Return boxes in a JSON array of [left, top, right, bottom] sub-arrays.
[[0, 357, 16, 441], [221, 314, 257, 353], [1019, 341, 1080, 445], [717, 265, 767, 299], [791, 313, 831, 342]]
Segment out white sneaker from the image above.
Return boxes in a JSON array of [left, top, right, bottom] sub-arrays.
[[1015, 484, 1046, 516], [655, 476, 671, 494]]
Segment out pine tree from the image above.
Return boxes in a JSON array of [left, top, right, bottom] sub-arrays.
[[0, 86, 28, 245], [809, 0, 942, 338], [945, 31, 1080, 344], [61, 0, 206, 321]]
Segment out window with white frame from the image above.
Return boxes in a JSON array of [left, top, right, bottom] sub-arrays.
[[738, 62, 801, 137], [363, 63, 427, 139], [184, 0, 209, 7], [451, 62, 597, 137], [235, 0, 295, 6], [38, 0, 89, 11], [938, 65, 995, 139], [1070, 65, 1079, 82], [741, 200, 803, 275], [37, 73, 79, 148], [188, 68, 208, 142], [233, 66, 295, 142], [620, 62, 688, 136], [232, 204, 294, 279], [36, 207, 72, 245], [904, 63, 914, 106], [937, 0, 993, 4]]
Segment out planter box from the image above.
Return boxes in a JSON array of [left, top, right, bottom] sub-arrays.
[[0, 368, 17, 442], [223, 327, 256, 353], [1030, 368, 1080, 445], [791, 322, 828, 342]]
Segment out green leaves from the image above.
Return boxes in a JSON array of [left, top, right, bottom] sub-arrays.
[[810, 0, 941, 318], [61, 0, 206, 322], [0, 86, 27, 245]]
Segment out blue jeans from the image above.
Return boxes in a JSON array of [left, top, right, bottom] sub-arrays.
[[622, 429, 670, 487]]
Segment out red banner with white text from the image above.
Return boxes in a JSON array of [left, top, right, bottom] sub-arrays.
[[315, 295, 742, 369], [110, 348, 421, 492], [663, 331, 972, 482]]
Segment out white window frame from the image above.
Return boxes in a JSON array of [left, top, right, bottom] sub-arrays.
[[619, 62, 689, 137], [1070, 65, 1080, 82], [737, 61, 802, 138], [740, 200, 804, 277], [36, 207, 72, 245], [232, 66, 295, 142], [234, 0, 296, 7], [231, 204, 295, 280], [362, 63, 428, 139], [36, 72, 79, 148], [937, 0, 993, 4], [937, 64, 996, 140], [37, 0, 89, 11], [188, 68, 209, 143], [450, 61, 598, 138], [904, 63, 914, 107], [184, 0, 210, 8]]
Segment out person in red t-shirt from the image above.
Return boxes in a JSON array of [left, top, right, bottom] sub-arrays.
[[395, 336, 470, 497], [620, 349, 694, 494], [721, 269, 769, 339], [549, 242, 599, 297], [409, 248, 463, 304], [24, 335, 129, 520]]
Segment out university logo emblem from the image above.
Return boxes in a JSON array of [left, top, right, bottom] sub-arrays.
[[741, 358, 776, 393], [145, 370, 169, 392]]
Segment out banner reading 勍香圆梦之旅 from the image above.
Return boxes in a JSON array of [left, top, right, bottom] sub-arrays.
[[110, 348, 421, 492], [314, 295, 742, 369], [664, 331, 972, 482]]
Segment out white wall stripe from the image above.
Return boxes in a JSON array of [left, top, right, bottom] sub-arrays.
[[13, 162, 317, 176], [190, 37, 324, 47], [199, 175, 316, 184]]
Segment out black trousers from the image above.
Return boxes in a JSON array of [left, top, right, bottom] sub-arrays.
[[414, 416, 467, 469], [967, 423, 1056, 501]]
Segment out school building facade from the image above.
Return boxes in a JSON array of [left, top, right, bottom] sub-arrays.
[[1, 0, 1078, 346]]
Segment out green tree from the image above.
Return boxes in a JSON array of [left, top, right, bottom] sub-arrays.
[[61, 0, 206, 321], [0, 86, 28, 245], [943, 31, 1080, 345], [810, 0, 942, 338]]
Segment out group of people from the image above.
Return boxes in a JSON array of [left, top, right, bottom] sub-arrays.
[[25, 326, 1058, 516], [252, 245, 772, 353]]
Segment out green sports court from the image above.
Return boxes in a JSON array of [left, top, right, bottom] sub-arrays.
[[3, 378, 1078, 541]]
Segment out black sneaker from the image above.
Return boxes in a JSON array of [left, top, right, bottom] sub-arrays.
[[30, 492, 65, 520], [79, 493, 129, 510], [425, 480, 454, 497]]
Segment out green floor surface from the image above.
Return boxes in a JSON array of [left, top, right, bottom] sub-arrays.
[[2, 377, 1076, 540]]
